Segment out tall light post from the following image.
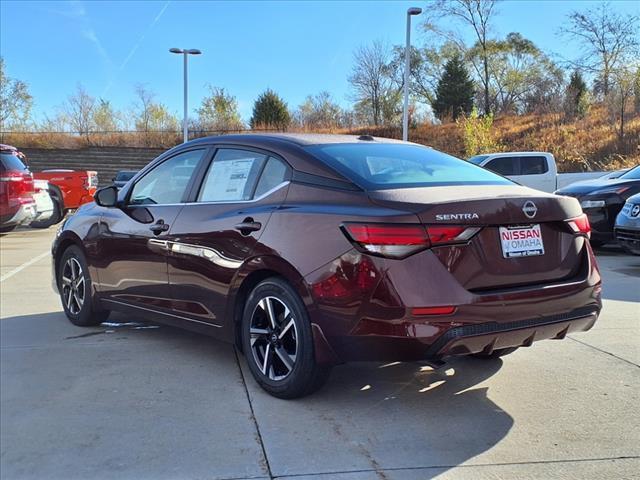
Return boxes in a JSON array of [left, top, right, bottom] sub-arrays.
[[402, 7, 422, 142], [170, 48, 202, 143]]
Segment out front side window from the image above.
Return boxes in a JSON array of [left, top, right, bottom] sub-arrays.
[[129, 149, 205, 205], [306, 143, 512, 190], [520, 156, 549, 175], [198, 149, 267, 202], [485, 157, 518, 176]]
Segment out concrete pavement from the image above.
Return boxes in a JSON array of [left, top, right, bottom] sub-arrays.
[[1, 227, 638, 480]]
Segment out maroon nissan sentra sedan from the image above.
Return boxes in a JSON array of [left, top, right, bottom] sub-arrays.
[[52, 134, 601, 398]]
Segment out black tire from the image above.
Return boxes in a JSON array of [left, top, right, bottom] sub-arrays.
[[241, 277, 331, 399], [58, 245, 110, 326], [30, 198, 63, 228], [472, 347, 519, 359]]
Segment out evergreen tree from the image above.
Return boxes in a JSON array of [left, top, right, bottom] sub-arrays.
[[433, 55, 475, 121], [249, 89, 290, 129], [564, 70, 589, 119]]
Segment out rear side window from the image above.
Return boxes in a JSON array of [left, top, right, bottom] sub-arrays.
[[485, 157, 518, 176], [254, 157, 289, 197], [306, 143, 512, 190], [130, 149, 205, 205], [1, 153, 29, 173], [198, 149, 267, 202], [520, 156, 548, 175]]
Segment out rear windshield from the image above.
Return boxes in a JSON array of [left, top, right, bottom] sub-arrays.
[[0, 153, 28, 173], [306, 143, 512, 190]]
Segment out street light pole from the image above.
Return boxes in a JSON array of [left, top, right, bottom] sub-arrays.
[[170, 48, 202, 143], [402, 7, 422, 142]]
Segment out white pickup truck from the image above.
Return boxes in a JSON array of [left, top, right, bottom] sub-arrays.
[[467, 152, 607, 193]]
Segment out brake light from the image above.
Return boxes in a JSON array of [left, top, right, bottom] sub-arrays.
[[567, 213, 591, 239], [1, 170, 34, 204], [341, 223, 481, 259]]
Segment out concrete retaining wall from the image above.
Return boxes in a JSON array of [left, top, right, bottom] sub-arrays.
[[21, 147, 165, 187]]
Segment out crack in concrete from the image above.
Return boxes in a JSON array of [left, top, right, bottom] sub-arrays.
[[568, 336, 639, 368], [234, 347, 274, 480], [270, 455, 640, 479]]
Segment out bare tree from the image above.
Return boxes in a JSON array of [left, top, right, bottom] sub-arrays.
[[348, 41, 395, 126], [0, 57, 33, 130], [606, 67, 637, 139], [560, 2, 639, 97], [63, 84, 96, 138], [133, 84, 155, 133], [428, 0, 499, 115]]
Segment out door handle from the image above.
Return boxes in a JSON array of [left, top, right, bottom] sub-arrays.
[[149, 220, 170, 235], [234, 218, 262, 235]]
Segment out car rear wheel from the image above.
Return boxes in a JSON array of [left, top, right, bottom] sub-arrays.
[[241, 278, 331, 399], [59, 245, 109, 326], [472, 347, 519, 359]]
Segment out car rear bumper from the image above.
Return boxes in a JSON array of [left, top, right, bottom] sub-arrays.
[[307, 244, 602, 364], [3, 202, 37, 227]]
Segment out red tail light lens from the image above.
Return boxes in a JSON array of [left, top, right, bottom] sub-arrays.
[[567, 213, 591, 239], [342, 223, 481, 258], [1, 170, 34, 204]]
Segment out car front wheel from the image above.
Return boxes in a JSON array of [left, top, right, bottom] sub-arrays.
[[241, 277, 331, 399], [58, 245, 109, 326]]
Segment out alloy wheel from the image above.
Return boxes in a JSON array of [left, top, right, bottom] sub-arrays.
[[61, 257, 85, 315], [249, 296, 298, 381]]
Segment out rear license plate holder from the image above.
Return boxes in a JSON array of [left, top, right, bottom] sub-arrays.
[[499, 224, 544, 258]]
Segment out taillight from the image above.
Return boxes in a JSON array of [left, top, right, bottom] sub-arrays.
[[567, 213, 591, 239], [1, 170, 34, 204], [341, 223, 481, 259]]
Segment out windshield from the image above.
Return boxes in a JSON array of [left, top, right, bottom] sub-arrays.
[[619, 165, 640, 180], [306, 144, 512, 190], [467, 154, 490, 165]]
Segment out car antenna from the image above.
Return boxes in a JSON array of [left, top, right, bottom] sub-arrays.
[[357, 135, 375, 141]]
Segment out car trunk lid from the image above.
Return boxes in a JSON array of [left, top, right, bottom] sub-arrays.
[[368, 185, 587, 290]]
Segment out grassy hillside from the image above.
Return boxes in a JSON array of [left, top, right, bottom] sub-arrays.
[[2, 106, 638, 173], [351, 106, 639, 172]]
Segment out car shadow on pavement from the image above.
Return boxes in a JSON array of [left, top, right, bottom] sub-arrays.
[[1, 311, 513, 479], [245, 356, 513, 478]]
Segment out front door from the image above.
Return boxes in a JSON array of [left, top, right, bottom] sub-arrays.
[[95, 148, 209, 312], [167, 148, 291, 326]]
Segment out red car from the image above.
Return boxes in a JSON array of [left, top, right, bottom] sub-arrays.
[[52, 134, 602, 398], [1, 145, 36, 232], [1, 145, 99, 227]]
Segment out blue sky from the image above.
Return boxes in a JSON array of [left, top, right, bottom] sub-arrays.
[[1, 0, 638, 124]]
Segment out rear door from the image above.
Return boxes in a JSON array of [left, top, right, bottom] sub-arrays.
[[96, 148, 209, 312], [167, 147, 291, 326]]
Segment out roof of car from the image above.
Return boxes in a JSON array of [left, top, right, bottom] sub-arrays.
[[187, 133, 410, 147]]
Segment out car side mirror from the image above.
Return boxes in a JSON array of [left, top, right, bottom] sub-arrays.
[[95, 186, 118, 207]]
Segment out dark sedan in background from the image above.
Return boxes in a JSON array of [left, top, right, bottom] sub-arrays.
[[52, 134, 601, 398], [111, 170, 138, 189], [555, 165, 640, 247], [615, 193, 640, 255]]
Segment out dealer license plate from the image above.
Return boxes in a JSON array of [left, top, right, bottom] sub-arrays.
[[499, 224, 545, 258]]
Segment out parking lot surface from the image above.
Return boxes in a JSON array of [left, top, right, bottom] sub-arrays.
[[1, 227, 638, 480]]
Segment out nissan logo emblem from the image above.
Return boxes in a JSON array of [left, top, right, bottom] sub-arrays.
[[523, 201, 538, 219], [632, 204, 640, 217]]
